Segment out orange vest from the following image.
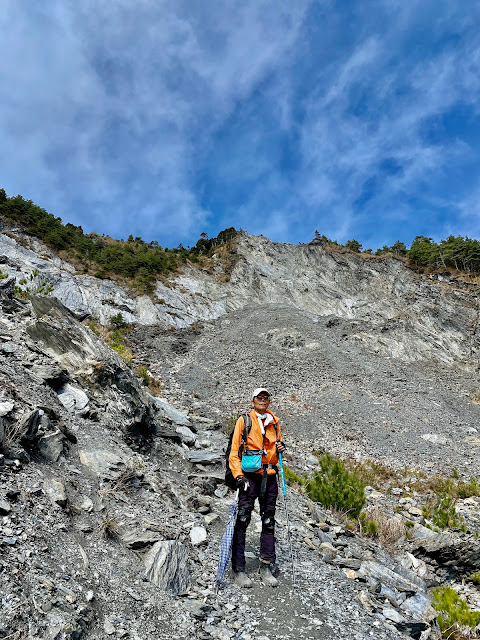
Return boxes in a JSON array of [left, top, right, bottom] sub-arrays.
[[229, 409, 283, 479]]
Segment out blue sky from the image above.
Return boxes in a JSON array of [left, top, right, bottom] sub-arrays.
[[1, 1, 480, 250]]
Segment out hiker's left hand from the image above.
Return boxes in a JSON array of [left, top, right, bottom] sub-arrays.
[[276, 440, 286, 453]]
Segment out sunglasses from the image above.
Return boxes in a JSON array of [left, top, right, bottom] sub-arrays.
[[255, 395, 270, 400]]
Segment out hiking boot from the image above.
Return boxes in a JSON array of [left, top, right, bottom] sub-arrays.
[[234, 571, 253, 588], [259, 563, 278, 587]]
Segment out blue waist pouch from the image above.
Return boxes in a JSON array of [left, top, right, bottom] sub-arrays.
[[241, 450, 263, 472]]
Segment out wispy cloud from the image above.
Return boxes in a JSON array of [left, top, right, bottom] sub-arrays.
[[1, 1, 480, 248]]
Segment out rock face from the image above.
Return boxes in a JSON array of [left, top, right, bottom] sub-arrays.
[[2, 227, 479, 366]]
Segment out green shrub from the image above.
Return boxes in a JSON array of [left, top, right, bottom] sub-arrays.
[[423, 495, 466, 530], [358, 513, 378, 537], [136, 365, 150, 382], [0, 269, 7, 280], [432, 586, 480, 638], [305, 453, 366, 518], [109, 312, 129, 329], [0, 190, 240, 287], [469, 572, 480, 586], [283, 467, 305, 486], [108, 328, 133, 365]]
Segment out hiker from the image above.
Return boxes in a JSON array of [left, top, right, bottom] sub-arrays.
[[229, 388, 286, 587]]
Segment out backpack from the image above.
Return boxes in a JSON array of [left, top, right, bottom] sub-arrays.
[[224, 414, 252, 490]]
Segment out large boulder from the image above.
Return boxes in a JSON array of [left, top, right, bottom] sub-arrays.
[[144, 540, 190, 595]]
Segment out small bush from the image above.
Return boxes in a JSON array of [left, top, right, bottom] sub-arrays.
[[469, 572, 480, 586], [423, 494, 466, 530], [13, 285, 29, 300], [109, 312, 129, 329], [108, 329, 133, 365], [358, 514, 378, 537], [98, 514, 120, 540], [136, 365, 150, 382], [0, 269, 8, 280], [305, 453, 366, 518], [283, 466, 305, 487], [432, 586, 480, 638]]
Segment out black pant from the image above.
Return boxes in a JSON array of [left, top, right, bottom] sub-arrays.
[[231, 473, 278, 572]]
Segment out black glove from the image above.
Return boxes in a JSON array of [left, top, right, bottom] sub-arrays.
[[236, 476, 249, 492], [276, 440, 286, 453]]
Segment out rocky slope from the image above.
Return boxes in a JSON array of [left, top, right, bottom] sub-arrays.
[[1, 223, 480, 640]]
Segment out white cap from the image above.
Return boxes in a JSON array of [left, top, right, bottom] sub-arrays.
[[251, 388, 270, 401]]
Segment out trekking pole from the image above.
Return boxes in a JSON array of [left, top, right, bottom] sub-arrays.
[[278, 452, 296, 585]]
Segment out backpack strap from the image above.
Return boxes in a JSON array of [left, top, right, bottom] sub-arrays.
[[238, 413, 252, 458]]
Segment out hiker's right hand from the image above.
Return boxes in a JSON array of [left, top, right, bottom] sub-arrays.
[[236, 476, 249, 492]]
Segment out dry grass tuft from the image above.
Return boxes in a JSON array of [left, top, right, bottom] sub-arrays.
[[361, 506, 406, 546], [98, 513, 121, 539]]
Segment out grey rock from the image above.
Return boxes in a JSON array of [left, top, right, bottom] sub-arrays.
[[152, 423, 182, 442], [149, 395, 191, 426], [374, 583, 403, 607], [18, 409, 41, 442], [413, 534, 480, 579], [186, 450, 222, 465], [306, 454, 319, 466], [43, 478, 67, 508], [319, 542, 338, 559], [0, 276, 15, 299], [122, 528, 162, 550], [0, 499, 11, 515], [316, 530, 334, 545], [176, 425, 196, 445], [204, 513, 219, 525], [38, 430, 64, 462], [104, 618, 115, 635], [333, 557, 362, 570], [80, 497, 94, 512], [57, 383, 89, 413], [421, 434, 449, 445], [409, 524, 451, 544], [400, 593, 436, 622], [79, 449, 126, 479], [359, 561, 421, 592], [392, 564, 427, 591], [190, 526, 207, 546], [382, 607, 405, 624], [0, 401, 14, 417], [29, 365, 69, 388], [144, 540, 191, 595]]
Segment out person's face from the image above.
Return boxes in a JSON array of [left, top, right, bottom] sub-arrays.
[[252, 393, 271, 412]]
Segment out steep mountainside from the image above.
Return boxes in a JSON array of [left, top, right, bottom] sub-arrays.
[[1, 223, 480, 640]]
